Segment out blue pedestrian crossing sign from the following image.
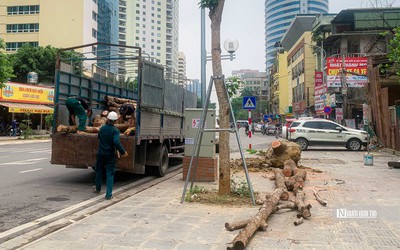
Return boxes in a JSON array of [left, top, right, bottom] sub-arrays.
[[243, 96, 256, 110]]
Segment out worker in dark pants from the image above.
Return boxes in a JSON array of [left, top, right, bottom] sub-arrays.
[[92, 111, 128, 200], [65, 97, 92, 134]]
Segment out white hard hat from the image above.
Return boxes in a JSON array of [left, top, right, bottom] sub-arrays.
[[107, 111, 118, 121]]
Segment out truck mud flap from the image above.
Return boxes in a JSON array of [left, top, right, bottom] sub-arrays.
[[51, 133, 136, 171]]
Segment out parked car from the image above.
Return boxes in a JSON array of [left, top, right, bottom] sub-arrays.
[[254, 123, 262, 133], [282, 117, 314, 139], [287, 118, 368, 151]]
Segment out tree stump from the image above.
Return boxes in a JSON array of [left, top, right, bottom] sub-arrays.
[[271, 140, 287, 155], [228, 188, 285, 250], [265, 140, 301, 168]]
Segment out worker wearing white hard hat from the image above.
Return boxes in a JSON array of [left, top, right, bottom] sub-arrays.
[[93, 111, 128, 200]]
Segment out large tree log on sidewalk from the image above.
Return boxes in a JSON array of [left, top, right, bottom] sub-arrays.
[[228, 188, 285, 250], [265, 140, 301, 168], [225, 219, 268, 232], [283, 158, 297, 177], [285, 169, 307, 191], [274, 169, 289, 200], [294, 188, 312, 219]]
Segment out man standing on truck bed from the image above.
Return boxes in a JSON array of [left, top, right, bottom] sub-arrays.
[[93, 111, 128, 200], [65, 97, 92, 134]]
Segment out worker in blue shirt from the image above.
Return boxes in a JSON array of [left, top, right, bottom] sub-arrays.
[[65, 97, 92, 134], [92, 111, 128, 200]]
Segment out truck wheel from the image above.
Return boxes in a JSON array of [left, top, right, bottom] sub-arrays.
[[154, 145, 169, 177]]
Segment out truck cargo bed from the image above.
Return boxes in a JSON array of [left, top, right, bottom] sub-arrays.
[[51, 133, 136, 170]]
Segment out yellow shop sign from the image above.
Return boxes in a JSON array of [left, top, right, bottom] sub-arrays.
[[0, 82, 54, 105]]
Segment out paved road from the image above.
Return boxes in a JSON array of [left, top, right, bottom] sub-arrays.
[[0, 141, 145, 232]]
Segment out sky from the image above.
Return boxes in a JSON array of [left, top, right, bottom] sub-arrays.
[[179, 0, 400, 82]]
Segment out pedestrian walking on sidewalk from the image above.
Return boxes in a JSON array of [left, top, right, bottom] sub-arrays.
[[93, 111, 128, 200], [65, 96, 92, 134]]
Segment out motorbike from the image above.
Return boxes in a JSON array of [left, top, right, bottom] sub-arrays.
[[9, 128, 22, 136]]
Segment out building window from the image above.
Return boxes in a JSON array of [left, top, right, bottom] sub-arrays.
[[7, 5, 40, 15], [93, 0, 97, 4], [92, 46, 97, 56], [6, 23, 39, 33], [6, 42, 38, 51], [92, 28, 97, 38], [92, 11, 97, 21]]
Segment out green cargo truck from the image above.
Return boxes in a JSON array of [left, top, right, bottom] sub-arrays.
[[51, 43, 197, 176]]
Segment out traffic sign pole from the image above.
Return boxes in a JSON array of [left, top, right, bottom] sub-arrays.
[[248, 110, 252, 149]]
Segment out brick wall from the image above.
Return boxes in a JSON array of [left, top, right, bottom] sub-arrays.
[[182, 156, 218, 182]]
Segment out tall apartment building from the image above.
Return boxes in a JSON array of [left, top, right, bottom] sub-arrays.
[[232, 69, 267, 98], [1, 0, 180, 80], [265, 0, 329, 70], [0, 0, 98, 62], [178, 52, 186, 85], [123, 0, 179, 78]]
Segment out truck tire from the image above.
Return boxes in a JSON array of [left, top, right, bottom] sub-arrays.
[[154, 145, 169, 177]]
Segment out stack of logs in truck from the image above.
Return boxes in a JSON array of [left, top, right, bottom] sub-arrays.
[[51, 44, 197, 177]]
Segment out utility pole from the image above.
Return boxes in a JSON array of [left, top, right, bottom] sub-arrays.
[[341, 54, 347, 123]]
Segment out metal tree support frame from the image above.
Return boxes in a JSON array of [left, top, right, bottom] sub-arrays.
[[180, 75, 256, 205]]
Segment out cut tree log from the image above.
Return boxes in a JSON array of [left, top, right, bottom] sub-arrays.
[[265, 140, 301, 168], [57, 125, 99, 134], [105, 95, 136, 105], [225, 219, 268, 232], [115, 123, 130, 133], [271, 140, 287, 155], [313, 189, 327, 206], [285, 169, 307, 191], [283, 158, 297, 177], [294, 188, 312, 219], [93, 115, 107, 127], [228, 187, 285, 250], [57, 125, 77, 133], [274, 203, 296, 212], [273, 169, 289, 201]]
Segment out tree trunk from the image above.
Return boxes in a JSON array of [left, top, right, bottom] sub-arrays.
[[294, 188, 312, 219], [115, 123, 130, 133], [283, 158, 297, 177], [208, 0, 230, 195], [56, 125, 99, 134], [285, 169, 307, 191], [273, 169, 289, 200], [105, 95, 136, 105], [225, 219, 268, 232], [228, 188, 285, 250]]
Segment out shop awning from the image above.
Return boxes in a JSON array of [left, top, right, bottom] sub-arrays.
[[0, 102, 53, 114]]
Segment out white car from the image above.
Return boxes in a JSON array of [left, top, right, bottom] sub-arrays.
[[287, 119, 368, 151]]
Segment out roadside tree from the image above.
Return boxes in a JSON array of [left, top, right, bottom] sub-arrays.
[[199, 0, 231, 195], [0, 39, 14, 88]]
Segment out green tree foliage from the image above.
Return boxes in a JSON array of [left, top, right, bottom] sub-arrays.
[[387, 27, 400, 77], [225, 76, 242, 97], [9, 44, 59, 83], [0, 39, 15, 87]]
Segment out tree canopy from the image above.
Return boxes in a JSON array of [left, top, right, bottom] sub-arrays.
[[8, 44, 59, 83], [0, 39, 14, 88], [387, 27, 400, 77]]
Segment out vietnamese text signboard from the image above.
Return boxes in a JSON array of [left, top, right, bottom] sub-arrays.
[[326, 57, 368, 88], [0, 82, 54, 105]]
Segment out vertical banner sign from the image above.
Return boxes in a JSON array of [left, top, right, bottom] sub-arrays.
[[336, 108, 343, 121], [326, 57, 368, 88], [314, 71, 326, 114]]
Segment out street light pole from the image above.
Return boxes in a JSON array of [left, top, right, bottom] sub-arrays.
[[200, 7, 206, 108]]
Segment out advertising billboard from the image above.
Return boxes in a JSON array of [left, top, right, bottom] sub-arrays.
[[326, 57, 368, 88]]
